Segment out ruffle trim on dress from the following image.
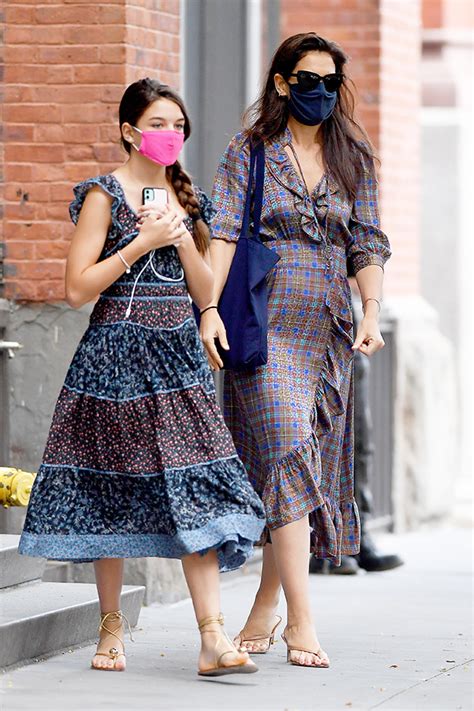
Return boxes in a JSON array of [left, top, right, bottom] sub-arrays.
[[309, 496, 360, 565], [256, 270, 357, 564], [18, 513, 265, 572], [257, 433, 359, 566], [266, 150, 321, 243], [69, 175, 123, 233], [314, 273, 354, 439], [265, 129, 340, 244], [261, 434, 323, 527], [258, 474, 360, 565]]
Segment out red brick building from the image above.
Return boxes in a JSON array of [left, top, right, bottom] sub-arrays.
[[2, 0, 181, 302], [1, 0, 421, 302]]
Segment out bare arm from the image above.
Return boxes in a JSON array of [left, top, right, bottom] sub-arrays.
[[175, 234, 214, 310], [66, 187, 187, 309], [66, 187, 145, 308], [352, 264, 385, 356], [207, 239, 236, 305], [199, 239, 236, 370]]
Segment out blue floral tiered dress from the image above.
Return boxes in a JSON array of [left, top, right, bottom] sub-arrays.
[[19, 174, 265, 571]]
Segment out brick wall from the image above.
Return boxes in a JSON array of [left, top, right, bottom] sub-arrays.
[[422, 0, 474, 29], [280, 0, 422, 297], [422, 0, 443, 28], [0, 3, 5, 285], [125, 1, 180, 85], [2, 0, 180, 302]]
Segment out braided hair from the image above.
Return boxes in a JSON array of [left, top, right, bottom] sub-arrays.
[[166, 161, 209, 256], [119, 78, 210, 255]]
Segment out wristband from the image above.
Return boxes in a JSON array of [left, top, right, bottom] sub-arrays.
[[362, 297, 381, 314], [200, 305, 218, 316], [117, 249, 131, 274]]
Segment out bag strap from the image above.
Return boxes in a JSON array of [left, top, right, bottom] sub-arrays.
[[240, 140, 265, 240]]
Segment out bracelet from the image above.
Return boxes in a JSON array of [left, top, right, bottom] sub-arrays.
[[200, 305, 218, 316], [117, 249, 131, 274], [362, 297, 381, 314]]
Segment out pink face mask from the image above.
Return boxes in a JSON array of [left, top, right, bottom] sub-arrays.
[[132, 127, 184, 166]]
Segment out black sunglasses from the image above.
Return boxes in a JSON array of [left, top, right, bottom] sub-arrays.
[[288, 70, 344, 93]]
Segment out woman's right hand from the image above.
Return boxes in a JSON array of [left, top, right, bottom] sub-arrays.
[[136, 209, 187, 252], [200, 308, 229, 371]]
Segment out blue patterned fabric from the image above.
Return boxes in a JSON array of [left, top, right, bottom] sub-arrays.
[[19, 174, 265, 571], [65, 318, 215, 400]]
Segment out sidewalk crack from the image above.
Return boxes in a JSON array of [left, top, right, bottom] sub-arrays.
[[368, 658, 474, 710]]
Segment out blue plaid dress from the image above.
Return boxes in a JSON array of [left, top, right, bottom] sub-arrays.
[[212, 129, 391, 563]]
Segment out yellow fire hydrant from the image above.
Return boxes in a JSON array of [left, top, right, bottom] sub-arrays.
[[0, 467, 36, 508]]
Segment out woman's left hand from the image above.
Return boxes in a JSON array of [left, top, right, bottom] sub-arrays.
[[352, 316, 385, 356]]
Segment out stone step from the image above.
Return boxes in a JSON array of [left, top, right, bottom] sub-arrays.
[[0, 534, 45, 589], [0, 581, 145, 669], [42, 561, 70, 583]]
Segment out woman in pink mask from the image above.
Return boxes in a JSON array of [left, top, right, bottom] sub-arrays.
[[18, 78, 265, 676]]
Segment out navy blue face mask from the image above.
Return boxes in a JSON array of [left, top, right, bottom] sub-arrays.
[[288, 82, 338, 126]]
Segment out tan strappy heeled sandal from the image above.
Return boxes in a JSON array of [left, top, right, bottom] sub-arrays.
[[234, 615, 282, 654], [281, 633, 330, 668], [197, 613, 259, 677], [91, 610, 134, 672]]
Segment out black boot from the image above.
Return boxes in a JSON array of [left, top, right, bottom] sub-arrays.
[[309, 554, 359, 575], [356, 533, 404, 572]]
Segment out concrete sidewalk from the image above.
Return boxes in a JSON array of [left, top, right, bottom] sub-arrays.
[[1, 526, 472, 711]]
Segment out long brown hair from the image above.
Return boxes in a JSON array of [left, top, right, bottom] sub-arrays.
[[119, 78, 209, 255], [244, 33, 376, 199]]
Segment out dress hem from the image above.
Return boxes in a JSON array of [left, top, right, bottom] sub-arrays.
[[18, 513, 265, 573], [257, 497, 360, 566]]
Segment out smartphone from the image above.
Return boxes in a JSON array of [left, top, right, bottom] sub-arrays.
[[142, 187, 168, 208]]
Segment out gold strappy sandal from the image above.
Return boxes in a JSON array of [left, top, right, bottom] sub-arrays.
[[281, 633, 330, 668], [91, 610, 134, 672], [197, 613, 259, 677], [234, 615, 282, 654]]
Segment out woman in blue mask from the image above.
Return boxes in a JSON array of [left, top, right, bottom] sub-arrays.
[[201, 33, 391, 668]]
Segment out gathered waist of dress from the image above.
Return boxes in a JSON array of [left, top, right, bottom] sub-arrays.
[[90, 290, 193, 330], [90, 277, 193, 330], [102, 280, 188, 300]]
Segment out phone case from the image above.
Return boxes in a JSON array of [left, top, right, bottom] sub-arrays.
[[142, 187, 168, 206]]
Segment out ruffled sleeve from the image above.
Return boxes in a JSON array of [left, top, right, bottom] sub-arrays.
[[346, 154, 391, 275], [69, 175, 122, 228], [193, 185, 217, 234], [211, 133, 250, 242]]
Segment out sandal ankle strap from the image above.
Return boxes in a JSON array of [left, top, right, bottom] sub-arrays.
[[99, 609, 135, 643], [198, 613, 224, 632]]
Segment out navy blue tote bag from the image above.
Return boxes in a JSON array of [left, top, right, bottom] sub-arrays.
[[197, 141, 280, 370]]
